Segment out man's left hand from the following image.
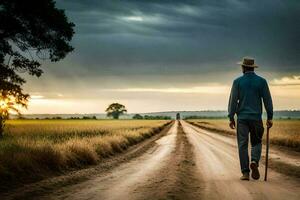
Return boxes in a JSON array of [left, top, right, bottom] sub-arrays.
[[229, 120, 236, 129]]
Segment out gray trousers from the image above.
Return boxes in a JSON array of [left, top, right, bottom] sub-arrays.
[[237, 119, 264, 173]]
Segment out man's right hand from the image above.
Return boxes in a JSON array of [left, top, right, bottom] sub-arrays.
[[229, 120, 236, 129]]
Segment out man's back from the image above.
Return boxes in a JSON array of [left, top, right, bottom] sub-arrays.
[[228, 71, 273, 121], [228, 57, 274, 180]]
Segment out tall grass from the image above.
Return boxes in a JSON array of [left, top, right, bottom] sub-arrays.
[[187, 119, 300, 151], [0, 120, 171, 188]]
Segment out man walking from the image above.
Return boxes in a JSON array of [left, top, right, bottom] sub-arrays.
[[228, 57, 273, 181]]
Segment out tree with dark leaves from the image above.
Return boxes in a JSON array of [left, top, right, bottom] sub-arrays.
[[106, 103, 127, 119], [132, 114, 143, 120], [0, 0, 75, 137]]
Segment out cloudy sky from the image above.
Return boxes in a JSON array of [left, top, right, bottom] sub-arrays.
[[23, 0, 300, 114]]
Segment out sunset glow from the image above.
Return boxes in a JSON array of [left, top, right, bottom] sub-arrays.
[[23, 75, 300, 114], [0, 96, 18, 115]]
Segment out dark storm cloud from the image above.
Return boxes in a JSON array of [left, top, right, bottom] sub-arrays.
[[51, 0, 300, 81], [58, 0, 229, 36]]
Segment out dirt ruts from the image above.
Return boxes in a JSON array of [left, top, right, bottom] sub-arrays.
[[133, 121, 202, 200]]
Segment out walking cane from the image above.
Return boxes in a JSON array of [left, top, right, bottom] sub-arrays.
[[264, 127, 270, 181]]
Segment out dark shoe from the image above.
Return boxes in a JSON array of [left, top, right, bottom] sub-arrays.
[[250, 161, 260, 180], [240, 172, 250, 181]]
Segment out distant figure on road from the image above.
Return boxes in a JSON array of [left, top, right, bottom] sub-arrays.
[[228, 57, 273, 181], [176, 113, 181, 120]]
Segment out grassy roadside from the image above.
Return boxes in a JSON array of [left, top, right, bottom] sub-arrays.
[[0, 120, 172, 190], [187, 119, 300, 152]]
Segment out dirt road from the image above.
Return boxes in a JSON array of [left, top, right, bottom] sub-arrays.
[[4, 121, 300, 200], [35, 121, 202, 200], [182, 120, 300, 200]]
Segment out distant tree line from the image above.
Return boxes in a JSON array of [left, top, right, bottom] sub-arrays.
[[71, 116, 97, 120], [132, 114, 171, 120], [184, 116, 227, 120], [31, 116, 98, 120]]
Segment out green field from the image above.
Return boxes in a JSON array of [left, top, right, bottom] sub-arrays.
[[187, 119, 300, 151], [0, 120, 170, 187]]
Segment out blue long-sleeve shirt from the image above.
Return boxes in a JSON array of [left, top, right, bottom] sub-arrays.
[[228, 71, 273, 121]]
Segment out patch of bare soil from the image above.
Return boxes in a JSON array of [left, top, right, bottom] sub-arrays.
[[134, 121, 203, 200], [1, 122, 174, 200]]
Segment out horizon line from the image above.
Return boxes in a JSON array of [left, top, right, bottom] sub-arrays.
[[17, 109, 300, 115]]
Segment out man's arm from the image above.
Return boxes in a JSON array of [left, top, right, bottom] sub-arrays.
[[228, 80, 238, 128], [262, 80, 273, 127]]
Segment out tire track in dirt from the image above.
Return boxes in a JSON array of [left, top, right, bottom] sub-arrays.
[[133, 121, 203, 200]]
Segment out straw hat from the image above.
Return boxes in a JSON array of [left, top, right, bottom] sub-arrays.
[[237, 57, 258, 68]]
